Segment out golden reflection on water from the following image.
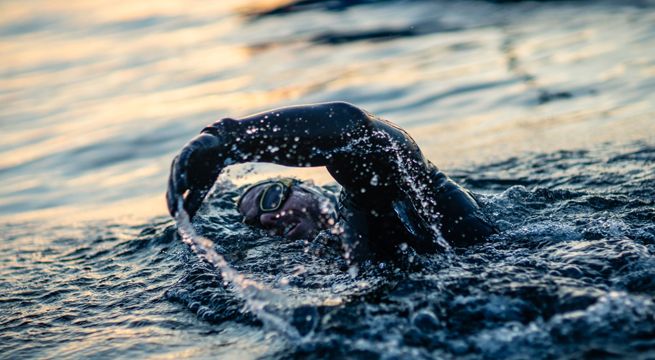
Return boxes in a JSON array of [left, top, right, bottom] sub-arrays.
[[1, 0, 654, 223]]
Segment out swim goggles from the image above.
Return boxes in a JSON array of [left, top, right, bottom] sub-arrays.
[[237, 177, 301, 215]]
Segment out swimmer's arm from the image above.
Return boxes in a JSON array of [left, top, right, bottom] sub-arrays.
[[167, 102, 371, 216], [206, 101, 375, 166], [167, 101, 436, 218]]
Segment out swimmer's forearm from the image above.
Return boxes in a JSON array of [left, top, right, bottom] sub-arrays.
[[202, 101, 373, 167], [202, 101, 434, 190], [200, 101, 438, 201]]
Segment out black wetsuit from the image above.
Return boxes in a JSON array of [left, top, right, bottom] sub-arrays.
[[167, 102, 496, 258]]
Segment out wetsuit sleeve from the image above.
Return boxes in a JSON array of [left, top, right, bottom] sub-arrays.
[[198, 101, 440, 218], [201, 101, 375, 168], [168, 102, 378, 217]]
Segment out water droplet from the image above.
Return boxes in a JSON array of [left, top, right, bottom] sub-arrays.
[[370, 174, 379, 186], [348, 265, 359, 278]]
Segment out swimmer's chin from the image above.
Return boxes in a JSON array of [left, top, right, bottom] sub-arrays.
[[264, 221, 319, 240], [265, 223, 300, 238], [285, 223, 319, 240]]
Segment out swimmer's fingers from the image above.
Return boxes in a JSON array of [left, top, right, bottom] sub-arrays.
[[166, 159, 177, 216], [166, 154, 188, 217], [167, 133, 226, 218], [167, 146, 197, 214]]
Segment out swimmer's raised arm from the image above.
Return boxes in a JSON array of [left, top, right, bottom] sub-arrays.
[[167, 101, 438, 220]]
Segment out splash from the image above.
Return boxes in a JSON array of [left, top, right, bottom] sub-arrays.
[[175, 198, 317, 341], [320, 130, 452, 253], [375, 129, 451, 252]]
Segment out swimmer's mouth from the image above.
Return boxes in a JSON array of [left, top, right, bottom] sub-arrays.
[[267, 223, 299, 237], [283, 223, 299, 237]]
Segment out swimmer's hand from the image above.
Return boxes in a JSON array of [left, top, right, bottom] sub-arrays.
[[166, 133, 225, 219]]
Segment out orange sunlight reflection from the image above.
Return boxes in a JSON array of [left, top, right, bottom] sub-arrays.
[[2, 0, 654, 224]]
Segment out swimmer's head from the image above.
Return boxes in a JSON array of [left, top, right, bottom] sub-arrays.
[[236, 178, 334, 239]]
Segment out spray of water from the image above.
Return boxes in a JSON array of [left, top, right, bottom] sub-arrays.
[[173, 125, 456, 338], [175, 198, 316, 341], [373, 129, 451, 252]]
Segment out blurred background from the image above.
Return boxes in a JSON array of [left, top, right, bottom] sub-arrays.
[[2, 0, 654, 223]]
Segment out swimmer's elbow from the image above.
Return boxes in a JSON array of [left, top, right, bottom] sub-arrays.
[[202, 117, 239, 136], [326, 101, 364, 114], [323, 101, 375, 131]]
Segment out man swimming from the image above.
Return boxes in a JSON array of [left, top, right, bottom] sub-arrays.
[[167, 102, 496, 260]]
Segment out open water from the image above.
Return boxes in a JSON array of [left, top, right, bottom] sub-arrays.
[[1, 0, 655, 359]]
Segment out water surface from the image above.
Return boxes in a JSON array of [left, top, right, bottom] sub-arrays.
[[1, 0, 654, 358]]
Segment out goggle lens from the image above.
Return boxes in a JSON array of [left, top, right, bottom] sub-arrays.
[[260, 183, 286, 211]]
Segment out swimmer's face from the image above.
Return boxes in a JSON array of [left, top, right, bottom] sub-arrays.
[[238, 183, 324, 239]]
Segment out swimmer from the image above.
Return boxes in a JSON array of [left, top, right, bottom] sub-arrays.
[[167, 102, 496, 259]]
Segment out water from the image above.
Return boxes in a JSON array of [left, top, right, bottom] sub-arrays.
[[2, 0, 655, 358], [174, 196, 323, 341]]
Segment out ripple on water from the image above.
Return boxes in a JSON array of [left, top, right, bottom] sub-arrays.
[[1, 142, 654, 358]]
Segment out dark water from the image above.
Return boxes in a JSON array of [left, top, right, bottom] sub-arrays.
[[3, 142, 654, 359], [2, 0, 655, 359]]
